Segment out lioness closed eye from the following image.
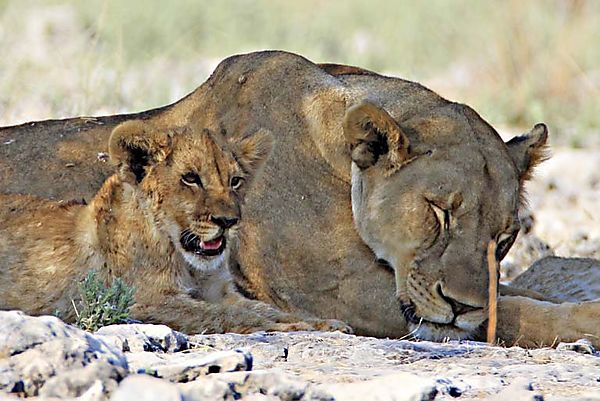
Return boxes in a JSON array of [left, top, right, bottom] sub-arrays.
[[0, 120, 350, 334]]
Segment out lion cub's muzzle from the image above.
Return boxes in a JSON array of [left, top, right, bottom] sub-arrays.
[[180, 229, 227, 257], [179, 216, 239, 258]]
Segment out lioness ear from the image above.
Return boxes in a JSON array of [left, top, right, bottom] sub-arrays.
[[506, 123, 549, 183], [343, 101, 410, 169], [108, 120, 172, 184], [234, 128, 274, 177]]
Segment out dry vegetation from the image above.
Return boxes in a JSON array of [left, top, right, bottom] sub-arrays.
[[0, 0, 598, 147]]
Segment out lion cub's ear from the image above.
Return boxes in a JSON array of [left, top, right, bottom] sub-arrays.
[[343, 101, 411, 170], [232, 129, 274, 178], [506, 123, 549, 184], [109, 120, 172, 184]]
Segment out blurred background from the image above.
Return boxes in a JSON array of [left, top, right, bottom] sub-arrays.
[[0, 0, 599, 271], [0, 0, 598, 147]]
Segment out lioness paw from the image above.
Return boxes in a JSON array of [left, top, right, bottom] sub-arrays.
[[308, 318, 353, 334], [266, 322, 316, 332]]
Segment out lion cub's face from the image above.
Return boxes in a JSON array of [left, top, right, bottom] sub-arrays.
[[109, 120, 272, 271]]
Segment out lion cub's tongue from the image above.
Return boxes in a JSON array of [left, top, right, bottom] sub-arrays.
[[201, 237, 223, 251]]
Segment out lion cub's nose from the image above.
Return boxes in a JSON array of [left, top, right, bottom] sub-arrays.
[[211, 215, 239, 229]]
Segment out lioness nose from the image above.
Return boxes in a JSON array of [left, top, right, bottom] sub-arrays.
[[211, 215, 239, 229], [438, 285, 482, 316], [447, 298, 480, 316]]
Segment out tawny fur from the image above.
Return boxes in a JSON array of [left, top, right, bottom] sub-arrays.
[[0, 120, 349, 334], [0, 51, 598, 347], [498, 257, 600, 347]]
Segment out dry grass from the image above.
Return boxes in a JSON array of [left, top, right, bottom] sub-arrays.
[[0, 0, 598, 146]]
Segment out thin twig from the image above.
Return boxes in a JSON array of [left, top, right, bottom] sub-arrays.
[[487, 240, 498, 344], [71, 298, 80, 319]]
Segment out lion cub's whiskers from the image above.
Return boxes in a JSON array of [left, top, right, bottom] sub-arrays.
[[180, 229, 198, 247]]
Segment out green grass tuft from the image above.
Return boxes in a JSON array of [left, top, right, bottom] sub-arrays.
[[74, 270, 136, 332]]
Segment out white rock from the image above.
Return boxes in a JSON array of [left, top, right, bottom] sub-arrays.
[[322, 372, 437, 401], [129, 349, 252, 382], [557, 339, 596, 355], [110, 375, 182, 401], [0, 310, 128, 399], [96, 324, 188, 353], [180, 370, 331, 401], [489, 379, 543, 401]]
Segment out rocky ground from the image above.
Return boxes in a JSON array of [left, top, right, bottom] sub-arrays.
[[1, 310, 599, 401]]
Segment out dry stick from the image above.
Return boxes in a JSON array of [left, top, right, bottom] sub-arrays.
[[487, 240, 499, 344]]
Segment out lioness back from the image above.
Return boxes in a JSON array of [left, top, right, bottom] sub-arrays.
[[0, 194, 86, 319]]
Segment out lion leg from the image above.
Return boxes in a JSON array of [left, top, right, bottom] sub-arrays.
[[496, 295, 600, 348], [227, 293, 353, 333], [132, 294, 303, 334], [498, 284, 562, 303], [132, 293, 351, 334]]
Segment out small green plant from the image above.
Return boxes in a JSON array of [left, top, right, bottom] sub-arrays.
[[73, 270, 136, 332]]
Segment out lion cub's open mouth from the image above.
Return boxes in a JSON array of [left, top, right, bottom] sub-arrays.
[[180, 230, 227, 257]]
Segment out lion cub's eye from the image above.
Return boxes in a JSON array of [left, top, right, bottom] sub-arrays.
[[181, 172, 203, 188], [231, 176, 245, 190]]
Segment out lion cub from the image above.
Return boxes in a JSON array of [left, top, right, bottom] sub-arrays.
[[0, 120, 349, 334]]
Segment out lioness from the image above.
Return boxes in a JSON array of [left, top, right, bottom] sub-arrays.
[[1, 51, 598, 346], [0, 119, 348, 334]]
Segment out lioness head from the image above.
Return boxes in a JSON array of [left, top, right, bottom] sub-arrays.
[[109, 120, 273, 271], [344, 101, 547, 340]]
